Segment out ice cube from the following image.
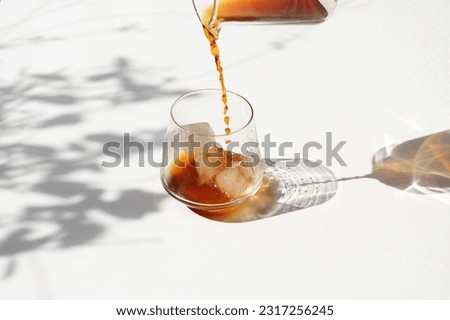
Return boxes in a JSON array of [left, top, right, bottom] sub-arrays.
[[239, 164, 255, 180], [179, 122, 216, 153], [215, 166, 253, 199], [194, 151, 222, 185]]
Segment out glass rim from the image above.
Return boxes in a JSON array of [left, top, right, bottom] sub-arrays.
[[170, 88, 255, 138]]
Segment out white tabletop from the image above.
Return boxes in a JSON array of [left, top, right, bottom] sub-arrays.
[[1, 0, 449, 299]]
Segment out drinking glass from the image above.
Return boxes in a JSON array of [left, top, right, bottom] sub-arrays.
[[160, 89, 264, 212]]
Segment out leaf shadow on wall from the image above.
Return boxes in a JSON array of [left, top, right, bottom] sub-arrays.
[[0, 57, 187, 279]]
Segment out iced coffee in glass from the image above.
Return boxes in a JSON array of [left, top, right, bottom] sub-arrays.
[[161, 89, 263, 212]]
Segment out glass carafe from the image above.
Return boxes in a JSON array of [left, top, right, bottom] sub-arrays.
[[193, 0, 339, 37]]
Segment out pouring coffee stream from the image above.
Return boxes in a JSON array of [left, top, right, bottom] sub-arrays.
[[201, 25, 231, 141]]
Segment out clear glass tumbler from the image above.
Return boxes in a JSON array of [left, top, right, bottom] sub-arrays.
[[160, 89, 264, 212]]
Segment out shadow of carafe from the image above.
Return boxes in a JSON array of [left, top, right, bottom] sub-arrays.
[[342, 130, 450, 194], [194, 159, 338, 223]]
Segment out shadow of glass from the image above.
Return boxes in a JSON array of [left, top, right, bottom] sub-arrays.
[[193, 159, 338, 223], [189, 130, 450, 223]]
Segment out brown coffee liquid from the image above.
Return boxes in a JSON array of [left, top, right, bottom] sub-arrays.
[[206, 0, 328, 23], [203, 26, 231, 141], [167, 149, 252, 204], [168, 152, 229, 204]]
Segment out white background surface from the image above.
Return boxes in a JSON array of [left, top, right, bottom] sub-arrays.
[[0, 0, 449, 299]]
